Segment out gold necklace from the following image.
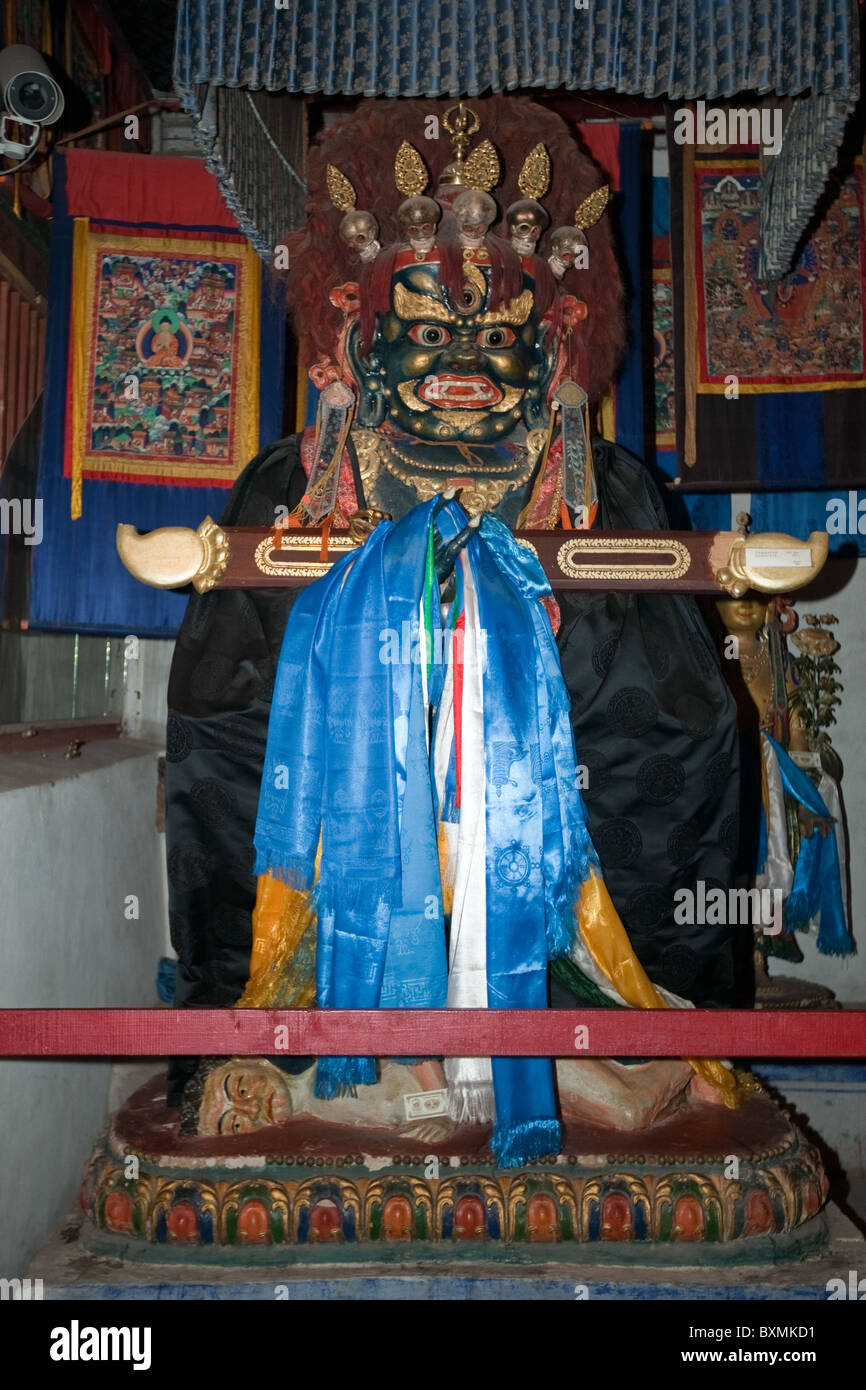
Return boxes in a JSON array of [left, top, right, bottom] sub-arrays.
[[384, 437, 539, 514], [382, 436, 528, 476], [739, 638, 770, 685], [352, 427, 545, 514]]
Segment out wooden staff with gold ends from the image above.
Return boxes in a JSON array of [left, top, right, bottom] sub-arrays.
[[116, 517, 828, 597]]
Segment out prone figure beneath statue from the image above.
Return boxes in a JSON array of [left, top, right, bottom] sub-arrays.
[[185, 1054, 708, 1142]]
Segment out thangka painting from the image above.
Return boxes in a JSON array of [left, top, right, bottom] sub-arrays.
[[695, 161, 864, 393], [672, 144, 866, 489], [66, 225, 260, 515]]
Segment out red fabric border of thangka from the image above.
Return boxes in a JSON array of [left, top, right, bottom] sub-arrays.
[[693, 157, 866, 390], [63, 226, 250, 489], [0, 1008, 863, 1057], [63, 150, 238, 229]]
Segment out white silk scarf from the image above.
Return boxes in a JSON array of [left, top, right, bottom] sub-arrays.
[[432, 552, 692, 1121], [434, 554, 495, 1122]]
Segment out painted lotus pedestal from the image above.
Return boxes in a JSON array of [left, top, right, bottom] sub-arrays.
[[95, 96, 843, 1277], [79, 1065, 830, 1263]]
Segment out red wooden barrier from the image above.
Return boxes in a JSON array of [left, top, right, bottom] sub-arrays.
[[0, 1008, 863, 1057], [217, 526, 735, 592]]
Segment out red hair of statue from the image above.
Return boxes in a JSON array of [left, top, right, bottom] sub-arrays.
[[282, 95, 625, 403]]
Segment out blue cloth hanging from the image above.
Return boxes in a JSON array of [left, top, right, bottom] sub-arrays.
[[764, 734, 853, 957]]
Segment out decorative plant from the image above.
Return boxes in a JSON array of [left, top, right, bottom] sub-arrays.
[[787, 613, 842, 757]]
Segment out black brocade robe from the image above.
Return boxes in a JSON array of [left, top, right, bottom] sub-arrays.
[[164, 434, 744, 1104]]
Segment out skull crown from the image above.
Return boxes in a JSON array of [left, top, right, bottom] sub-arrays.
[[505, 198, 550, 255], [549, 225, 588, 279], [452, 189, 498, 249], [397, 196, 441, 254], [327, 117, 609, 273], [339, 209, 381, 262]]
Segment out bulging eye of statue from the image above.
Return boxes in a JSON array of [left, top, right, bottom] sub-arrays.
[[408, 323, 452, 347], [477, 326, 515, 349]]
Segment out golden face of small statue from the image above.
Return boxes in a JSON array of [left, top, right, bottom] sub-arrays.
[[198, 1058, 293, 1136], [717, 597, 770, 634]]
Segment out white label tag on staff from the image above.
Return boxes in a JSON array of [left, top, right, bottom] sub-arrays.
[[745, 547, 812, 568]]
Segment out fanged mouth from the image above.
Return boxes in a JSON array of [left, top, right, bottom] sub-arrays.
[[418, 374, 503, 409]]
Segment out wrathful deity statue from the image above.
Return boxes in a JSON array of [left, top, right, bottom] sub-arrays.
[[163, 96, 752, 1161], [84, 96, 837, 1261]]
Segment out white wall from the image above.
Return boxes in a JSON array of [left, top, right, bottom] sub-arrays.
[[0, 742, 167, 1277], [122, 638, 175, 745]]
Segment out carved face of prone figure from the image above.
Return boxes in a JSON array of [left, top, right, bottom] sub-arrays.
[[347, 261, 556, 444], [339, 209, 381, 262], [397, 196, 441, 254], [452, 189, 497, 249], [505, 199, 549, 256], [198, 1058, 293, 1136]]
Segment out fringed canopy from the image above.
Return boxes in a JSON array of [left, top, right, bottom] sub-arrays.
[[173, 0, 860, 275]]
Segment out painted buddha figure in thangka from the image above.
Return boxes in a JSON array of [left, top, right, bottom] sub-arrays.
[[164, 97, 744, 1144]]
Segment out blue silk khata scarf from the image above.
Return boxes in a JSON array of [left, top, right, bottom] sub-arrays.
[[254, 499, 600, 1165], [762, 734, 852, 955]]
